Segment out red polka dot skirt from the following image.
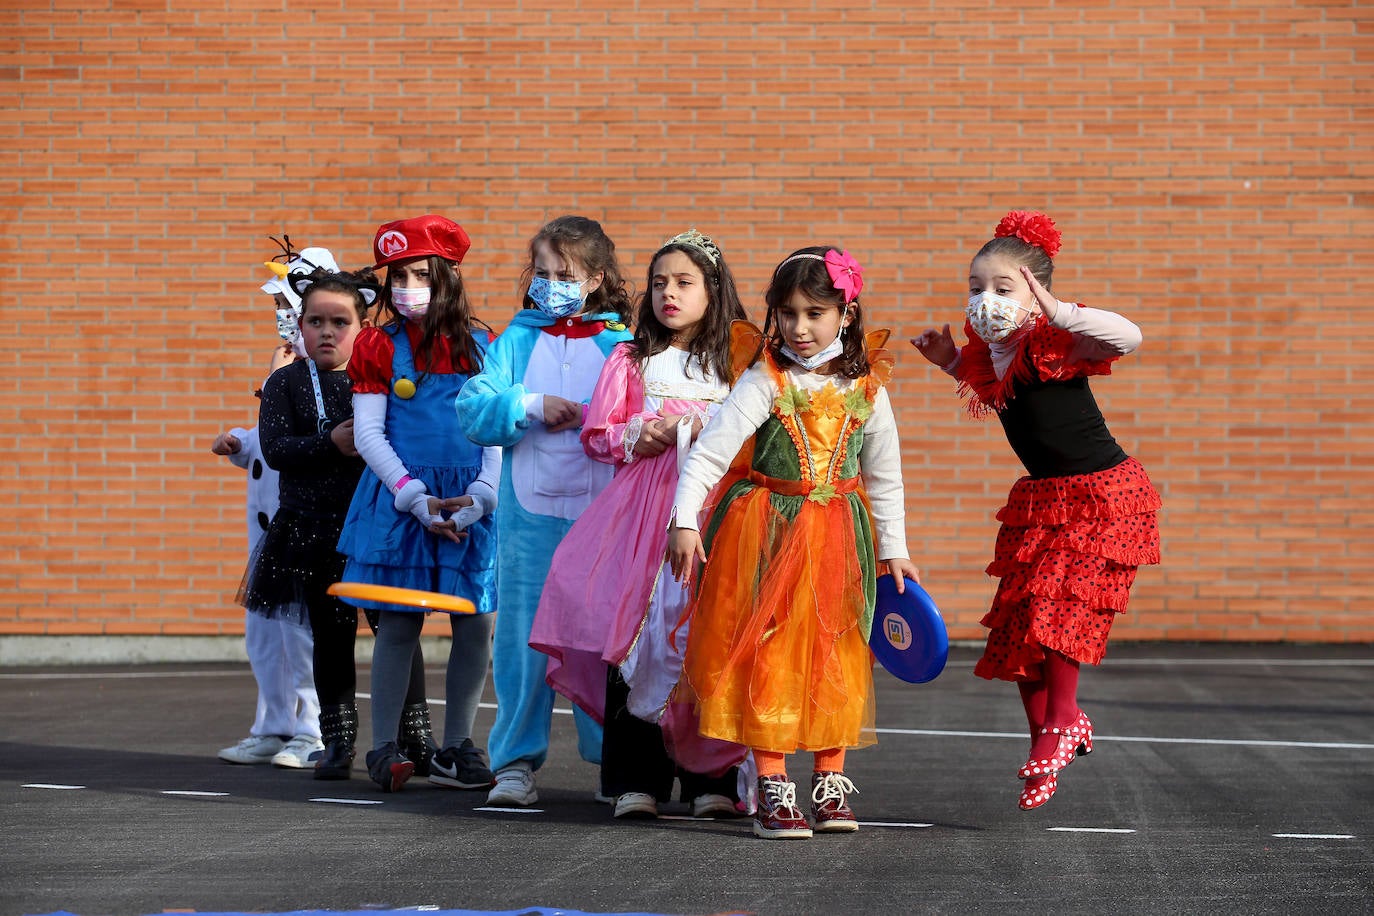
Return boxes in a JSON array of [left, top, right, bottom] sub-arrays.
[[973, 456, 1161, 682]]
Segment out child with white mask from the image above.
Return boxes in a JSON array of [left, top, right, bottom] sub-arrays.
[[912, 210, 1161, 812]]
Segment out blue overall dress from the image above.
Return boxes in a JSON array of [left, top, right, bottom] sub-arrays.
[[336, 324, 497, 615]]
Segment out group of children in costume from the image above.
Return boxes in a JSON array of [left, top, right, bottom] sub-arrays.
[[215, 208, 1160, 839]]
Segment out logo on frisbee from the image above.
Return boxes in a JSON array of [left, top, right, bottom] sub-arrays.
[[882, 612, 911, 651]]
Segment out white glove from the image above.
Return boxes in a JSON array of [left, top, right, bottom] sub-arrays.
[[448, 493, 487, 532], [404, 487, 443, 529], [393, 477, 428, 513]]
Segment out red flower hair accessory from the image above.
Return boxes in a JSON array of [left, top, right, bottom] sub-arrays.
[[994, 210, 1062, 258], [824, 249, 864, 303]]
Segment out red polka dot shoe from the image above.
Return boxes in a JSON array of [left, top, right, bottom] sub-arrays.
[[1017, 709, 1093, 779], [1018, 772, 1058, 811]]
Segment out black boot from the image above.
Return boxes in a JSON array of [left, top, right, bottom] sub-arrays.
[[314, 703, 357, 781], [399, 701, 439, 777]]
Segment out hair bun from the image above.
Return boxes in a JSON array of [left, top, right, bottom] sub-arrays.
[[993, 210, 1062, 258]]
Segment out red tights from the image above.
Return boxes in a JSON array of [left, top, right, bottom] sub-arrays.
[[1018, 649, 1081, 759]]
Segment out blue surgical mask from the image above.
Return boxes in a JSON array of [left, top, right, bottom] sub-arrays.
[[528, 276, 587, 318]]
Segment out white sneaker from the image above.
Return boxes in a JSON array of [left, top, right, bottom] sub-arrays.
[[218, 734, 285, 765], [485, 764, 538, 807], [691, 792, 740, 819], [271, 734, 325, 769], [613, 792, 658, 819]]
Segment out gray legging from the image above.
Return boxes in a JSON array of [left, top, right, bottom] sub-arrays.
[[370, 610, 495, 751]]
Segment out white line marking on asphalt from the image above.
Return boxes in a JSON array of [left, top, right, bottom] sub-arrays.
[[309, 797, 384, 805], [22, 783, 84, 790], [1048, 827, 1137, 834], [474, 806, 544, 814], [871, 727, 1374, 751], [160, 790, 229, 797], [1272, 833, 1355, 839], [859, 821, 935, 828]]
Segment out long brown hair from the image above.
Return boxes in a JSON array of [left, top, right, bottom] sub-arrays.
[[375, 255, 490, 374], [631, 239, 746, 384]]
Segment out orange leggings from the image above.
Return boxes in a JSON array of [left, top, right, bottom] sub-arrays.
[[754, 747, 846, 777]]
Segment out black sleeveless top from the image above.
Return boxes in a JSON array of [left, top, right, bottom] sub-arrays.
[[997, 375, 1127, 479]]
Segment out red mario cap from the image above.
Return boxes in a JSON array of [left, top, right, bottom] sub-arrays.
[[372, 215, 471, 269]]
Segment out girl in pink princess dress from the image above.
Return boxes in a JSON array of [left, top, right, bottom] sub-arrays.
[[530, 229, 750, 820]]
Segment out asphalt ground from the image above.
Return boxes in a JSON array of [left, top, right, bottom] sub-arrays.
[[2, 643, 1371, 916]]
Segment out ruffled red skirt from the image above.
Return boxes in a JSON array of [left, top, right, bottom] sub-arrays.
[[974, 456, 1161, 681]]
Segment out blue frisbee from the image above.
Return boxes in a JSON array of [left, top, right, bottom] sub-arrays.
[[870, 576, 949, 684]]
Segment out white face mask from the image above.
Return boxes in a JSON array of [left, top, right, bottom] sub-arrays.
[[781, 334, 845, 371], [392, 285, 431, 320], [967, 291, 1033, 343]]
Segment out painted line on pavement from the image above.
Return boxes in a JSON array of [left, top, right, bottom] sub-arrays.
[[871, 726, 1374, 751], [309, 797, 384, 805]]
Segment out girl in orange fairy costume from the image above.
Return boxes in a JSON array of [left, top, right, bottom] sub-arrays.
[[667, 246, 920, 840]]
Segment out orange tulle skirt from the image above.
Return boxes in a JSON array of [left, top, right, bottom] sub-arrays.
[[680, 478, 876, 754]]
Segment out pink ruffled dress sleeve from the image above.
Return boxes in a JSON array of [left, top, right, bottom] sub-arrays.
[[579, 342, 657, 466]]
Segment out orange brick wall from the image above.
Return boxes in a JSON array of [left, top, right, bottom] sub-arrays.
[[1, 1, 1370, 643]]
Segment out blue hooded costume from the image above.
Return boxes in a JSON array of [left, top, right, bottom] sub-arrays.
[[457, 309, 631, 773]]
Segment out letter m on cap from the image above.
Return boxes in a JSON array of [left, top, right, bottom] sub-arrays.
[[378, 230, 409, 258]]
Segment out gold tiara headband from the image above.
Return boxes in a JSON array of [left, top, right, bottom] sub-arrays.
[[662, 228, 720, 267]]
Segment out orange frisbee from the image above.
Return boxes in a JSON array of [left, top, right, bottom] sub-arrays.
[[327, 581, 476, 615]]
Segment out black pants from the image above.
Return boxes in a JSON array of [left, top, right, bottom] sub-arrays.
[[600, 667, 737, 802], [309, 600, 424, 709]]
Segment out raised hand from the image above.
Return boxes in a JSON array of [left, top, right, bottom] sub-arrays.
[[211, 431, 242, 456], [910, 324, 957, 369], [1021, 265, 1059, 321]]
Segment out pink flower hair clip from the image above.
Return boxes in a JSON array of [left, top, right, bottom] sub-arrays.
[[824, 249, 864, 303]]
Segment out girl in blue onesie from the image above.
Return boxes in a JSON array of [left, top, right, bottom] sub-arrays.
[[337, 214, 501, 793], [457, 215, 633, 807]]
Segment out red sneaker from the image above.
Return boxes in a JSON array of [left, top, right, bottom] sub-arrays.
[[810, 771, 859, 833], [753, 776, 812, 840]]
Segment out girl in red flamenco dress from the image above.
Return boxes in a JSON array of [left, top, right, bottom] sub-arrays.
[[912, 210, 1161, 811]]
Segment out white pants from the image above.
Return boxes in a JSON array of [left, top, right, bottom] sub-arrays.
[[244, 611, 320, 739]]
